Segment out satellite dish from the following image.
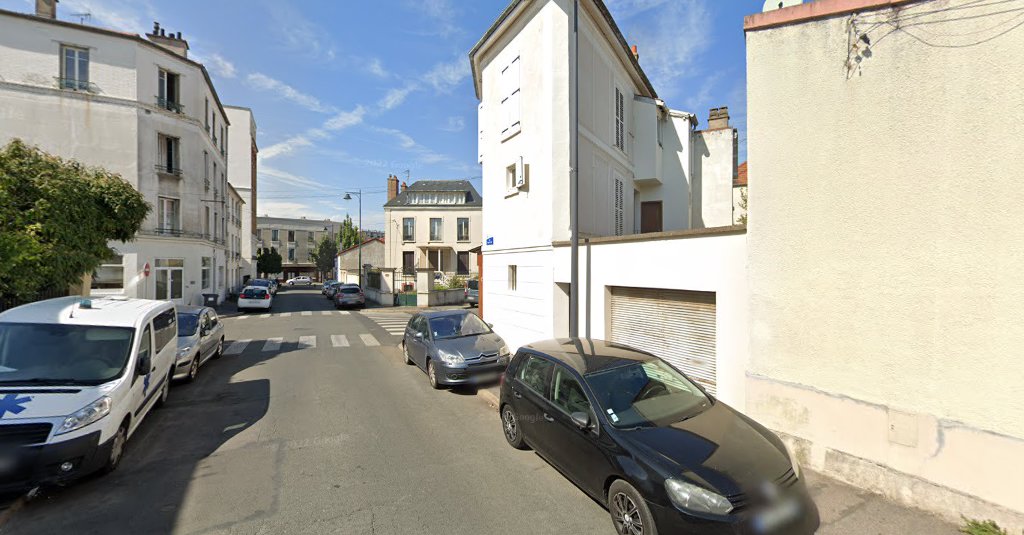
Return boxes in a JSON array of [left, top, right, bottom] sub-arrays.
[[763, 0, 803, 12]]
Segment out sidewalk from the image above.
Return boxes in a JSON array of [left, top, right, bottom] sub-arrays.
[[473, 387, 960, 535]]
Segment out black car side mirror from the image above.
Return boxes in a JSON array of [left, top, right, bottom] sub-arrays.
[[136, 353, 151, 376], [570, 411, 591, 430]]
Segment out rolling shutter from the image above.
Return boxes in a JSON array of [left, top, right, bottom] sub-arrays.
[[609, 287, 717, 395]]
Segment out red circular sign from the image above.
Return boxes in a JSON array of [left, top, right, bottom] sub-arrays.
[[143, 262, 151, 277]]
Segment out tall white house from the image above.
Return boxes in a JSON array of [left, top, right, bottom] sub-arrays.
[[226, 105, 258, 283], [470, 0, 738, 351], [0, 2, 242, 305]]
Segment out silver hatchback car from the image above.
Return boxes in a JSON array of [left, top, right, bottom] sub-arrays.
[[174, 306, 225, 382]]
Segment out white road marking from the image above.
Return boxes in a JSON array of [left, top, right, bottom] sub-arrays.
[[337, 311, 350, 315], [279, 313, 292, 318], [262, 338, 283, 352], [331, 335, 350, 348], [301, 311, 312, 316], [360, 334, 380, 347], [233, 315, 250, 320], [259, 314, 271, 319], [298, 336, 317, 349], [321, 311, 332, 316], [224, 340, 251, 355]]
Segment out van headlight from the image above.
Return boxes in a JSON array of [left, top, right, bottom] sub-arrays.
[[56, 396, 112, 435], [783, 441, 803, 479], [438, 351, 464, 367], [665, 478, 733, 515]]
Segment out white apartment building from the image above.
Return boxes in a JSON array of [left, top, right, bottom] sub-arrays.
[[226, 105, 258, 283], [226, 184, 245, 291], [471, 0, 739, 352], [0, 2, 240, 305]]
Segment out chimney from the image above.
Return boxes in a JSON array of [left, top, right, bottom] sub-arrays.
[[146, 21, 190, 58], [35, 0, 57, 19], [631, 45, 639, 61], [708, 107, 730, 130], [401, 181, 408, 193], [387, 174, 399, 201]]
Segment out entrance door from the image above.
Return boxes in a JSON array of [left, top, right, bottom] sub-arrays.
[[641, 201, 663, 233], [154, 259, 185, 304], [457, 252, 469, 275], [428, 250, 441, 271]]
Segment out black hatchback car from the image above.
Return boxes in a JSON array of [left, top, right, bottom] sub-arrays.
[[498, 339, 820, 535]]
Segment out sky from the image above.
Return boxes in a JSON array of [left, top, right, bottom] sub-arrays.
[[0, 0, 762, 232]]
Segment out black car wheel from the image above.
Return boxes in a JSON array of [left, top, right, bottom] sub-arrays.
[[427, 360, 442, 389], [501, 404, 528, 450], [608, 480, 657, 535]]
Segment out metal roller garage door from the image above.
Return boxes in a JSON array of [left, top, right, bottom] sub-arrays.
[[609, 287, 717, 395]]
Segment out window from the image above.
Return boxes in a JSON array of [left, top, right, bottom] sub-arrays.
[[153, 309, 177, 351], [212, 113, 217, 143], [518, 355, 552, 395], [641, 201, 663, 234], [403, 251, 415, 272], [272, 229, 279, 242], [403, 218, 415, 241], [60, 45, 89, 91], [91, 254, 124, 290], [500, 55, 521, 139], [288, 248, 295, 262], [457, 252, 470, 275], [220, 126, 226, 152], [201, 257, 211, 289], [287, 230, 296, 243], [157, 69, 181, 112], [157, 135, 179, 174], [614, 176, 624, 236], [204, 98, 209, 131], [409, 192, 466, 205], [508, 265, 517, 291], [551, 366, 591, 416], [614, 87, 626, 152], [457, 218, 470, 242], [158, 197, 179, 232], [203, 151, 209, 181], [137, 325, 152, 373], [308, 232, 314, 243], [429, 218, 442, 241]]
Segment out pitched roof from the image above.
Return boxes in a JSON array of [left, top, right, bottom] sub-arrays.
[[384, 180, 482, 208], [735, 162, 748, 187], [338, 238, 384, 256]]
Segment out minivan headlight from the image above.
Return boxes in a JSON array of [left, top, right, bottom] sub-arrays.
[[56, 396, 112, 435], [665, 478, 733, 515], [783, 440, 803, 479], [438, 351, 465, 367]]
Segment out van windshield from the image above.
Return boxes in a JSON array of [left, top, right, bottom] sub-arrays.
[[0, 323, 135, 385]]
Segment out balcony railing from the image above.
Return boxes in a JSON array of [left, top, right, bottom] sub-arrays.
[[139, 228, 226, 245], [155, 96, 184, 114], [154, 164, 182, 177], [56, 77, 97, 92]]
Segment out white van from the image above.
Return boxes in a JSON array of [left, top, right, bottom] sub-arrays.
[[0, 296, 177, 490]]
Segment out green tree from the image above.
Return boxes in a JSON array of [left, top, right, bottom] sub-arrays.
[[339, 214, 361, 250], [256, 247, 282, 277], [0, 139, 149, 300], [310, 235, 338, 278]]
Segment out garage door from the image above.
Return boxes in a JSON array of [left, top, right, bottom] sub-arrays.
[[609, 287, 717, 395]]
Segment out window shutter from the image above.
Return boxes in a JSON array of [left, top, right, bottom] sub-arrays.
[[509, 56, 521, 130], [614, 177, 624, 236]]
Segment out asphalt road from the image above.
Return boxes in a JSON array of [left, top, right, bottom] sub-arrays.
[[2, 288, 611, 534]]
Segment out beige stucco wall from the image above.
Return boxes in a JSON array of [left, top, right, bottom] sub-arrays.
[[383, 206, 481, 272], [746, 0, 1024, 525]]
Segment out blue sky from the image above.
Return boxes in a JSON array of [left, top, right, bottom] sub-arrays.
[[1, 0, 761, 231]]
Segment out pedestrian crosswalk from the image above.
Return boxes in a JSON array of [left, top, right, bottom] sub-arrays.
[[228, 310, 354, 320], [220, 333, 380, 354], [360, 312, 411, 336]]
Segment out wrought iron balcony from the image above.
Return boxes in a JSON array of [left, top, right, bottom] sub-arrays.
[[155, 96, 184, 114], [56, 78, 97, 92], [155, 164, 182, 177]]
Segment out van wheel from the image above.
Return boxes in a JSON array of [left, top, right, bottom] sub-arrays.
[[156, 372, 170, 407], [100, 422, 128, 474]]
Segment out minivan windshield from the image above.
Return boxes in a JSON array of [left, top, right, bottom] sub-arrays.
[[429, 313, 491, 340], [585, 359, 711, 429], [177, 314, 199, 337], [0, 323, 135, 385]]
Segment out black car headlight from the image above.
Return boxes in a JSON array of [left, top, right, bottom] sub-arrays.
[[665, 478, 734, 516]]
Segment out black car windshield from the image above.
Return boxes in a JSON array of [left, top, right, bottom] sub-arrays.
[[0, 323, 134, 385], [429, 313, 491, 340], [177, 314, 199, 336], [585, 359, 711, 429]]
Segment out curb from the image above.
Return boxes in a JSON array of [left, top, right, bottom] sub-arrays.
[[477, 388, 499, 412]]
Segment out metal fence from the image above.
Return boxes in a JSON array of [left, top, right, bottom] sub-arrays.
[[0, 287, 71, 313]]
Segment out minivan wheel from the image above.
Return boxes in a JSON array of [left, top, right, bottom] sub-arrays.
[[608, 480, 657, 535], [427, 360, 442, 389], [101, 422, 128, 474], [501, 404, 528, 450]]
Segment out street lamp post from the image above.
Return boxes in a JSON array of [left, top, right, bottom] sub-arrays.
[[343, 190, 362, 287]]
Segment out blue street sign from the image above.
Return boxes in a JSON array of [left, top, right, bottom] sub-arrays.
[[486, 237, 494, 246]]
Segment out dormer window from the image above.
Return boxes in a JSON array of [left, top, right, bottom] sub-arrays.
[[408, 192, 466, 205]]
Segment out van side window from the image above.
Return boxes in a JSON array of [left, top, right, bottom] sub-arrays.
[[138, 325, 152, 367], [153, 309, 177, 350]]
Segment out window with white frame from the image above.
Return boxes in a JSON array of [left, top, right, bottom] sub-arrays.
[[201, 257, 212, 289], [457, 218, 470, 242], [157, 69, 181, 111], [60, 45, 89, 91], [614, 87, 626, 152], [403, 218, 415, 241], [157, 134, 179, 174], [429, 218, 443, 241], [500, 55, 521, 139], [91, 254, 123, 290], [158, 197, 179, 232]]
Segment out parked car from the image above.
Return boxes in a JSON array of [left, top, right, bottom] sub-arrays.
[[237, 286, 273, 312], [286, 276, 311, 286], [321, 280, 337, 294], [402, 310, 510, 389], [0, 296, 177, 489], [324, 282, 343, 300], [247, 279, 277, 296], [498, 339, 820, 535], [333, 285, 365, 309], [465, 279, 479, 307], [173, 306, 225, 382]]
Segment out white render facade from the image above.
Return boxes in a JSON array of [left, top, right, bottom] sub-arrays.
[[225, 106, 258, 283], [471, 0, 739, 352], [0, 7, 236, 305]]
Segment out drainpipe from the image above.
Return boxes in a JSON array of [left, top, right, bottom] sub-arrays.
[[569, 0, 581, 339]]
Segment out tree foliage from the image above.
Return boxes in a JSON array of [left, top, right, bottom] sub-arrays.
[[340, 214, 361, 250], [0, 139, 149, 299], [256, 247, 282, 277], [311, 235, 338, 275]]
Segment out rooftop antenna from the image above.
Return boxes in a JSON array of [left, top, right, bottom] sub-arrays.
[[70, 11, 92, 24]]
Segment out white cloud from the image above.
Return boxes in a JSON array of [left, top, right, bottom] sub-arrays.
[[604, 0, 672, 19], [259, 136, 313, 162], [259, 105, 366, 162], [324, 106, 367, 131], [422, 57, 471, 93], [266, 2, 337, 61], [405, 0, 461, 37], [246, 73, 336, 113], [197, 52, 237, 79], [366, 58, 389, 78], [440, 116, 465, 132], [378, 84, 418, 111], [59, 0, 149, 32], [259, 166, 325, 190], [374, 127, 450, 165]]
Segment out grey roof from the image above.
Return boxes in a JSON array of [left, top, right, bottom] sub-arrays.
[[384, 180, 482, 208]]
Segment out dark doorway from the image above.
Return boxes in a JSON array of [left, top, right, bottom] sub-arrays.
[[457, 252, 470, 275], [641, 201, 663, 233], [402, 251, 415, 274]]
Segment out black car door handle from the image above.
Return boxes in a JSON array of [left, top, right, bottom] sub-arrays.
[[543, 413, 554, 422]]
